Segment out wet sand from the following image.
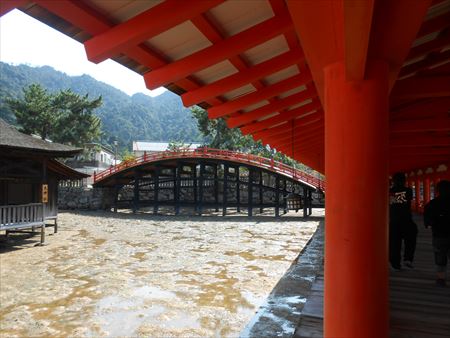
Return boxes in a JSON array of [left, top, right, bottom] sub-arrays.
[[0, 210, 320, 337]]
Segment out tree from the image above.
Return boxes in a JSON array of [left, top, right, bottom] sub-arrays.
[[6, 83, 103, 146], [6, 84, 57, 140], [191, 106, 321, 176]]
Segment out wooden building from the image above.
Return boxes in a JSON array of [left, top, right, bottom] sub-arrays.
[[0, 119, 88, 243]]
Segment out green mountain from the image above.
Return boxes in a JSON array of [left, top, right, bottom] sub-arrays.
[[0, 62, 204, 149]]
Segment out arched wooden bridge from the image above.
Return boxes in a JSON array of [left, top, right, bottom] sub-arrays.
[[93, 148, 324, 217]]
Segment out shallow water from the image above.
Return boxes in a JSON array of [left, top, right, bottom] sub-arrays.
[[0, 211, 320, 337]]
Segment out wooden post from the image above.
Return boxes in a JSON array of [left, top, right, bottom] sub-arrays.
[[175, 163, 180, 215], [133, 170, 140, 213], [275, 175, 280, 217], [308, 189, 313, 215], [40, 158, 48, 244], [198, 162, 204, 215], [259, 170, 263, 213], [236, 166, 241, 213], [324, 61, 389, 336], [154, 165, 159, 215], [283, 179, 288, 214], [214, 164, 219, 212], [193, 164, 198, 214], [303, 186, 308, 218], [248, 167, 253, 217], [113, 185, 119, 213], [223, 163, 228, 216]]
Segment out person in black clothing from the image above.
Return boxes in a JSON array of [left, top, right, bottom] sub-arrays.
[[389, 172, 417, 271], [424, 180, 450, 287]]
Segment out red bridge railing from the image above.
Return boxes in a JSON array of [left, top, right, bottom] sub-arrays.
[[94, 147, 325, 190]]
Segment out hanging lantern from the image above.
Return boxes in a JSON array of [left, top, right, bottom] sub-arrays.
[[286, 193, 303, 212]]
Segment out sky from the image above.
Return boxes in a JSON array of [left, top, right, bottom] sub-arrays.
[[0, 10, 166, 97]]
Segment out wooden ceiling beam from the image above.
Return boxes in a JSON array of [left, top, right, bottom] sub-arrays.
[[390, 97, 450, 120], [417, 11, 450, 38], [207, 71, 312, 119], [144, 13, 293, 89], [240, 100, 322, 135], [227, 87, 317, 128], [391, 75, 450, 101], [344, 0, 375, 81], [391, 117, 450, 133], [0, 0, 28, 17], [399, 49, 450, 77], [253, 113, 323, 141], [84, 0, 224, 63], [390, 135, 450, 147], [181, 49, 304, 107], [35, 0, 222, 107]]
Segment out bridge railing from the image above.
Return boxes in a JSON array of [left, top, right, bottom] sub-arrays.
[[93, 147, 325, 189]]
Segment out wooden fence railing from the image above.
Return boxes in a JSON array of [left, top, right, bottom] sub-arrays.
[[0, 203, 45, 231]]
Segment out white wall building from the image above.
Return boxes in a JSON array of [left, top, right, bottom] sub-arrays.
[[132, 141, 202, 157]]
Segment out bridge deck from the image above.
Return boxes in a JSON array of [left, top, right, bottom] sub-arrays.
[[294, 214, 450, 338]]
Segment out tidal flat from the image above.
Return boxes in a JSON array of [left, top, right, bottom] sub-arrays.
[[0, 210, 320, 337]]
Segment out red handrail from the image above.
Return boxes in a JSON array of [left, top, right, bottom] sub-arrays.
[[94, 147, 325, 189]]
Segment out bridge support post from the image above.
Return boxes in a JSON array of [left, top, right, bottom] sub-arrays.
[[308, 189, 312, 215], [133, 170, 141, 213], [303, 186, 308, 218], [223, 163, 228, 216], [193, 164, 198, 214], [324, 61, 389, 337], [214, 164, 219, 212], [259, 170, 263, 214], [175, 164, 180, 215], [113, 185, 119, 213], [248, 167, 253, 217], [275, 175, 280, 217], [153, 166, 159, 215], [198, 162, 204, 215], [236, 166, 241, 213], [283, 179, 287, 214]]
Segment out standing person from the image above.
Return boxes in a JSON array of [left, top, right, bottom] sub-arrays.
[[389, 172, 417, 270], [424, 180, 450, 287]]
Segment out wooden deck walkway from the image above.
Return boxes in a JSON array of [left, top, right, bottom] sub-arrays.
[[294, 215, 450, 338]]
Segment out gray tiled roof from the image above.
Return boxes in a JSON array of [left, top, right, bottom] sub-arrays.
[[0, 118, 82, 157]]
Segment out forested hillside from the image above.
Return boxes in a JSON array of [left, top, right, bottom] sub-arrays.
[[0, 62, 203, 149]]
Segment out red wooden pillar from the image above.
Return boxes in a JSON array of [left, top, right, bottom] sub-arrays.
[[324, 60, 389, 337], [415, 177, 421, 212], [424, 177, 431, 205]]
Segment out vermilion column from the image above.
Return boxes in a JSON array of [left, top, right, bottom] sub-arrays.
[[324, 61, 389, 337], [415, 178, 421, 212], [424, 177, 431, 205]]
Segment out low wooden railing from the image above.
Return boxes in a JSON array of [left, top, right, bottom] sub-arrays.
[[0, 203, 45, 231], [94, 147, 325, 190]]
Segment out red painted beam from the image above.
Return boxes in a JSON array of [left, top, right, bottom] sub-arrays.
[[252, 110, 323, 140], [84, 0, 224, 63], [391, 76, 450, 101], [344, 0, 374, 80], [417, 11, 450, 38], [181, 48, 304, 107], [0, 0, 28, 17], [240, 99, 322, 135], [263, 123, 324, 146], [391, 117, 450, 133], [406, 34, 450, 61], [390, 135, 450, 147], [227, 87, 317, 128], [207, 71, 312, 119], [144, 13, 293, 89], [36, 0, 222, 107], [390, 97, 450, 120], [399, 49, 450, 78], [368, 0, 431, 91]]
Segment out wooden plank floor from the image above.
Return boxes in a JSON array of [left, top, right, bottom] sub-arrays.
[[294, 215, 450, 338]]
